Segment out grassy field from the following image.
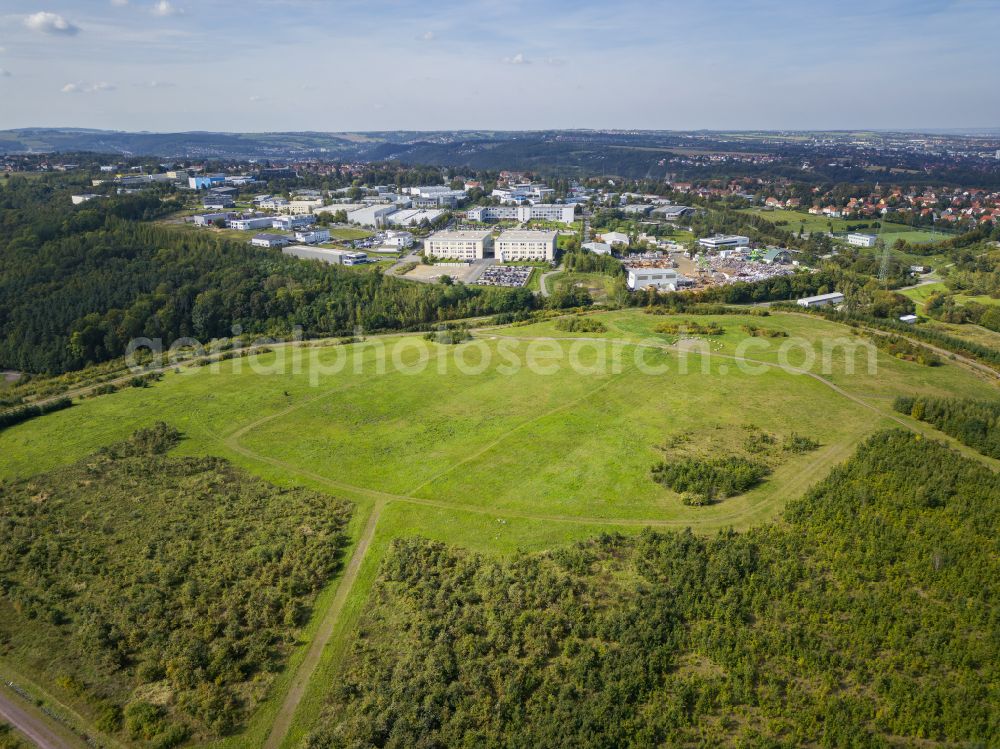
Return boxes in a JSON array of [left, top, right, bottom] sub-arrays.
[[741, 208, 953, 250], [740, 208, 857, 234], [544, 271, 622, 302], [901, 281, 949, 310], [0, 310, 996, 748], [326, 227, 373, 241], [902, 281, 1000, 311]]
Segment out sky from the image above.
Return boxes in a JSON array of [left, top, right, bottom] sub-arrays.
[[0, 0, 998, 132]]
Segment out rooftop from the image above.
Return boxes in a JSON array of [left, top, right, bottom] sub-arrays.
[[497, 230, 558, 242], [427, 230, 493, 241]]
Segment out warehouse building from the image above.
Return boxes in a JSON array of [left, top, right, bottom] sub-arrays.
[[347, 204, 398, 227], [651, 204, 694, 220], [425, 230, 494, 260], [698, 234, 750, 250], [283, 245, 368, 265], [797, 292, 845, 308], [192, 212, 235, 226], [495, 230, 557, 262]]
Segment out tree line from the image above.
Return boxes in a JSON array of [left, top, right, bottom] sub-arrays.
[[894, 396, 1000, 458], [0, 179, 537, 373]]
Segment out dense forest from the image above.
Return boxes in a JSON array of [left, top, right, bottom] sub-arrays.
[[0, 178, 536, 374], [894, 396, 1000, 458], [0, 424, 353, 746], [307, 431, 998, 748]]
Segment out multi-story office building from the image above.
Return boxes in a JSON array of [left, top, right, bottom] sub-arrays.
[[495, 230, 557, 262], [424, 230, 494, 260]]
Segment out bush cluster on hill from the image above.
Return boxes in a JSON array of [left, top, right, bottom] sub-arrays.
[[306, 431, 998, 748], [651, 455, 770, 504], [0, 426, 352, 745], [553, 316, 607, 333]]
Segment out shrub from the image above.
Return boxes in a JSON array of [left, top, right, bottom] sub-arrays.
[[553, 316, 608, 333], [651, 456, 770, 502], [784, 433, 820, 453]]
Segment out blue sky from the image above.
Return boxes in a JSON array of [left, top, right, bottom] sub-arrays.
[[0, 0, 997, 131]]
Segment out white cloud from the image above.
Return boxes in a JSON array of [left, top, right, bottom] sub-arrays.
[[248, 95, 264, 102], [0, 68, 11, 78], [419, 31, 435, 42], [502, 53, 530, 65], [152, 1, 183, 16], [24, 11, 80, 36], [111, 0, 130, 6], [143, 80, 175, 88], [62, 81, 116, 94]]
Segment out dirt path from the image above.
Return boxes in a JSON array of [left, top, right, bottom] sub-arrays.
[[0, 686, 83, 749], [261, 498, 386, 749]]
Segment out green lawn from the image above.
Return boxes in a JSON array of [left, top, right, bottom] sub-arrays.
[[739, 208, 856, 234], [1, 310, 997, 748], [901, 281, 948, 308], [545, 271, 622, 302], [326, 227, 373, 241], [741, 208, 954, 251]]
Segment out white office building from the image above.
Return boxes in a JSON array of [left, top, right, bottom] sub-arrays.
[[294, 228, 331, 244], [251, 233, 291, 248], [466, 204, 575, 225], [495, 230, 557, 262], [228, 216, 277, 230], [698, 234, 750, 250], [846, 233, 878, 247], [272, 214, 315, 230], [627, 267, 683, 291], [380, 231, 415, 249], [283, 199, 325, 215], [425, 230, 494, 260]]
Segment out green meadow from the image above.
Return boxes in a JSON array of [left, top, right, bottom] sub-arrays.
[[0, 309, 996, 748]]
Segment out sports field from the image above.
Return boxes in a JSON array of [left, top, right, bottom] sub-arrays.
[[0, 309, 996, 748]]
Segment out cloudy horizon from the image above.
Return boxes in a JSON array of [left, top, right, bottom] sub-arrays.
[[0, 0, 998, 132]]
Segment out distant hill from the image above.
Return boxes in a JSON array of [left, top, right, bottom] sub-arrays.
[[3, 127, 998, 182]]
